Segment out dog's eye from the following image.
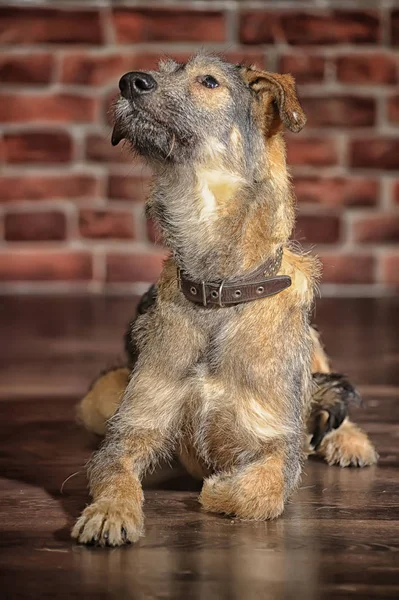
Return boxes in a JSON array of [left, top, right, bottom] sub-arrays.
[[199, 75, 219, 89]]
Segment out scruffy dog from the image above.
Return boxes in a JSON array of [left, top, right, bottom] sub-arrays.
[[72, 54, 377, 547]]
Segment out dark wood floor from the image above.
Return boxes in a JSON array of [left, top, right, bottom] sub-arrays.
[[0, 296, 398, 599]]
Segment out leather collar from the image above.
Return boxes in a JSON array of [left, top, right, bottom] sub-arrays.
[[177, 247, 291, 308]]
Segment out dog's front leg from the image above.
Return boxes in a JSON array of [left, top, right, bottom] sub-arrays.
[[72, 367, 188, 546], [200, 437, 302, 520]]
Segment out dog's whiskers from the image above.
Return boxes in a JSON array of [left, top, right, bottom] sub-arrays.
[[165, 134, 176, 160]]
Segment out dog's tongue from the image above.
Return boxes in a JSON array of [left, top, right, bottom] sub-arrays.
[[111, 125, 124, 147]]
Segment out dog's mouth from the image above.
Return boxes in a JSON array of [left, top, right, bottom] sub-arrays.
[[111, 99, 172, 148], [111, 122, 125, 147], [110, 98, 139, 147], [111, 98, 197, 161]]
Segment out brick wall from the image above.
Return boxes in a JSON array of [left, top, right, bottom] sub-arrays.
[[0, 0, 398, 296]]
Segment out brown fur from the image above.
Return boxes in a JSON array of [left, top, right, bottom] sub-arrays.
[[200, 448, 287, 520], [317, 419, 378, 467], [77, 368, 130, 436], [72, 55, 377, 546], [310, 328, 330, 373]]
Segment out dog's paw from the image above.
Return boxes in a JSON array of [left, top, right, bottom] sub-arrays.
[[309, 372, 361, 450], [71, 499, 144, 546], [318, 419, 378, 468], [199, 474, 235, 516], [200, 469, 285, 521]]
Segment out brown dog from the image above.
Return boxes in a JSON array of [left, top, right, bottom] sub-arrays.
[[72, 54, 377, 546]]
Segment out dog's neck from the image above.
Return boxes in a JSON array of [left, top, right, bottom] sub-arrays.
[[148, 135, 295, 282]]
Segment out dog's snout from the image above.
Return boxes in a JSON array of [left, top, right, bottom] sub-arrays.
[[119, 72, 157, 99]]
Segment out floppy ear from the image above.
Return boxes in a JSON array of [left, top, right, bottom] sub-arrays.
[[242, 68, 306, 134]]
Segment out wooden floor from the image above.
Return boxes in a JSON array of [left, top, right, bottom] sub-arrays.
[[0, 296, 398, 599]]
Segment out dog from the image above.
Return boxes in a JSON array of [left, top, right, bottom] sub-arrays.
[[72, 53, 377, 547]]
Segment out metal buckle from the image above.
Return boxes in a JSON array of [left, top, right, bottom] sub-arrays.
[[218, 280, 225, 308], [201, 281, 207, 307]]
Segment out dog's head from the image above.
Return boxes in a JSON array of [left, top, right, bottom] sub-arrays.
[[112, 53, 306, 171]]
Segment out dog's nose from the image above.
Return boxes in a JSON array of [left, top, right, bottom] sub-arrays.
[[118, 72, 157, 99]]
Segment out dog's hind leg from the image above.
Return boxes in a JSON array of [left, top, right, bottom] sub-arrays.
[[77, 287, 159, 437], [77, 367, 130, 436], [308, 327, 378, 467], [316, 418, 378, 467]]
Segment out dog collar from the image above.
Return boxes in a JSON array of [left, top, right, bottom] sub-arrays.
[[177, 247, 291, 308]]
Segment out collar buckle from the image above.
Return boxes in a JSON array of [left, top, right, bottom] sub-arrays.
[[201, 281, 207, 307], [218, 280, 225, 308]]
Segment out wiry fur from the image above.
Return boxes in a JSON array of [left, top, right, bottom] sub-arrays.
[[72, 54, 377, 547]]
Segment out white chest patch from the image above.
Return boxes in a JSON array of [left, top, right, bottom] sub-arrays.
[[197, 174, 217, 221], [196, 169, 245, 221]]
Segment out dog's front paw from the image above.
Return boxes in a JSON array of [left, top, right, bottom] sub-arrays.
[[71, 499, 144, 546], [199, 473, 235, 516]]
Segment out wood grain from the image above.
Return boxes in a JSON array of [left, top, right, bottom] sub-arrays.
[[0, 296, 398, 599]]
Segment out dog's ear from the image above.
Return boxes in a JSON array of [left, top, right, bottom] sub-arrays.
[[241, 68, 306, 134]]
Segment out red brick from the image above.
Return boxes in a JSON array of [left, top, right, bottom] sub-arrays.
[[301, 96, 375, 128], [4, 131, 73, 164], [104, 90, 119, 126], [0, 251, 92, 282], [387, 95, 399, 123], [285, 10, 381, 45], [239, 12, 275, 45], [108, 175, 150, 203], [85, 133, 135, 165], [336, 53, 398, 85], [61, 53, 125, 87], [293, 214, 341, 245], [113, 9, 226, 43], [223, 51, 266, 69], [353, 215, 399, 244], [279, 54, 325, 84], [320, 254, 375, 284], [0, 174, 99, 202], [4, 211, 66, 242], [240, 11, 380, 45], [0, 7, 103, 45], [61, 52, 172, 86], [0, 54, 53, 85], [391, 10, 399, 46], [286, 137, 338, 167], [0, 94, 97, 124], [294, 177, 378, 207], [382, 254, 399, 286], [350, 139, 399, 170], [106, 253, 165, 283], [79, 210, 135, 240]]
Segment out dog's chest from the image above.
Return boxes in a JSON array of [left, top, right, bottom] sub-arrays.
[[186, 362, 281, 469], [187, 367, 304, 473], [181, 302, 307, 468]]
